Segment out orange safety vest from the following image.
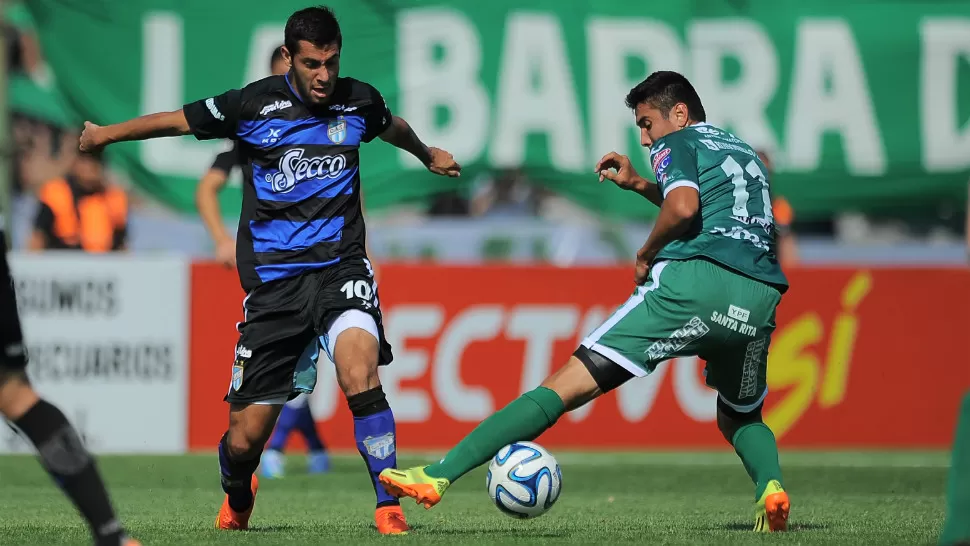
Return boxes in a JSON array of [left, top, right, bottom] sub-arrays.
[[38, 178, 127, 252]]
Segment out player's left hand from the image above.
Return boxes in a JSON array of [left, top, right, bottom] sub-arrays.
[[634, 257, 650, 286], [427, 147, 461, 177]]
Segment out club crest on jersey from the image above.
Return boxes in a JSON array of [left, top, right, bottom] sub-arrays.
[[362, 433, 395, 460], [328, 119, 347, 144], [267, 148, 347, 193], [231, 363, 244, 391]]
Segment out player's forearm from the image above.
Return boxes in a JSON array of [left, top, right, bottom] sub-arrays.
[[196, 173, 232, 244], [381, 116, 432, 166], [630, 177, 663, 207], [100, 110, 191, 145], [638, 201, 695, 262]]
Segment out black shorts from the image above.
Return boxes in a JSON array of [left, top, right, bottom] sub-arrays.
[[226, 258, 392, 404], [0, 238, 27, 370]]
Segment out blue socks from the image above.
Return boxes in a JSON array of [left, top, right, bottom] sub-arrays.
[[348, 386, 399, 507]]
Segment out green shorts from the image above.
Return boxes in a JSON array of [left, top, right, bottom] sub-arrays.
[[580, 258, 782, 412]]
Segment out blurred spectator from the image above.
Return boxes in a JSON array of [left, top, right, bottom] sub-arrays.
[[427, 190, 470, 217], [757, 150, 798, 268], [470, 168, 542, 218], [3, 1, 49, 83], [14, 121, 75, 194], [28, 151, 129, 252]]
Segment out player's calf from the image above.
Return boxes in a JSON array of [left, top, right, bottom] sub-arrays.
[[0, 375, 131, 545], [219, 404, 280, 517], [716, 398, 788, 531], [331, 321, 408, 533]]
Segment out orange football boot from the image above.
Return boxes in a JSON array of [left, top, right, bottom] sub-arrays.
[[375, 505, 410, 535], [215, 475, 259, 530]]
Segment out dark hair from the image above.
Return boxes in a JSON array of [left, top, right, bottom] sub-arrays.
[[284, 6, 342, 55], [625, 71, 706, 122], [270, 45, 284, 68]]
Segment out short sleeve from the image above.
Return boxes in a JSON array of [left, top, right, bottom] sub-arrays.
[[651, 136, 699, 198], [361, 85, 393, 143], [183, 89, 243, 141], [210, 143, 242, 174]]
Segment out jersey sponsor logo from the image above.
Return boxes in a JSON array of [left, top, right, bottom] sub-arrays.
[[205, 98, 225, 121], [651, 142, 666, 155], [728, 305, 751, 323], [738, 338, 766, 399], [645, 316, 710, 361], [362, 432, 396, 460], [328, 104, 359, 112], [266, 148, 348, 194], [730, 215, 774, 233], [711, 310, 757, 337], [328, 119, 347, 144], [699, 138, 756, 156], [260, 99, 292, 116], [710, 225, 770, 251], [651, 147, 671, 174]]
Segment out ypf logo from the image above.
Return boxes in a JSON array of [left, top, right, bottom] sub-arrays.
[[267, 148, 347, 193]]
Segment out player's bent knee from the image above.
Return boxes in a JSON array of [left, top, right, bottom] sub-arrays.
[[716, 396, 764, 444], [541, 354, 614, 412], [329, 311, 381, 396], [573, 346, 635, 394], [227, 404, 282, 457]]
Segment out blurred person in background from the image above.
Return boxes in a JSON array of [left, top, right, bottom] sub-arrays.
[[196, 45, 331, 480], [28, 150, 128, 252], [469, 168, 542, 218], [757, 151, 797, 268]]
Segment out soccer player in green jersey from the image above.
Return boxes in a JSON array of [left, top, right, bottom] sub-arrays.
[[379, 71, 791, 532]]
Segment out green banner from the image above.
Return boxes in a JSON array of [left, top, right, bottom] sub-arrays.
[[23, 0, 970, 220]]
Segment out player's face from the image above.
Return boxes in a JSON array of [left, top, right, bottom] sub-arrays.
[[283, 40, 340, 105], [634, 102, 689, 148]]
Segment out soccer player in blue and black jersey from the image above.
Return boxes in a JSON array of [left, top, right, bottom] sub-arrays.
[[79, 6, 461, 535]]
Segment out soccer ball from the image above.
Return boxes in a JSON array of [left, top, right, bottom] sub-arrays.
[[486, 441, 562, 518]]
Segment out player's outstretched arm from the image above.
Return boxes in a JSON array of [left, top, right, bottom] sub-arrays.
[[378, 116, 461, 177], [595, 152, 662, 207], [79, 110, 191, 153]]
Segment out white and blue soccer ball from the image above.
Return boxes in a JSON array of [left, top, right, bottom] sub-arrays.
[[486, 441, 562, 518]]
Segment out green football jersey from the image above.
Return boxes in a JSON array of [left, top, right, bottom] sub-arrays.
[[650, 122, 788, 291]]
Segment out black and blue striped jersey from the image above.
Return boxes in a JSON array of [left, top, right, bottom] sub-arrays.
[[183, 74, 391, 291]]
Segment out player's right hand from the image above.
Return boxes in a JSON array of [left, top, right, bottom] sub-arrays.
[[427, 147, 461, 177], [215, 238, 236, 269], [595, 152, 642, 191], [78, 121, 105, 153]]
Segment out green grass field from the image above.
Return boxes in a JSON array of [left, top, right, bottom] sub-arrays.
[[0, 451, 949, 545]]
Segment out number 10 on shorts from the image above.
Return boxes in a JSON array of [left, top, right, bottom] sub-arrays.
[[340, 280, 372, 300]]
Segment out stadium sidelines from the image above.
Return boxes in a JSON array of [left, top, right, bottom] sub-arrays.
[[2, 252, 968, 454]]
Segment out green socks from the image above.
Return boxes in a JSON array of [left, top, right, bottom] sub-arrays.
[[732, 422, 783, 500], [941, 392, 970, 546], [425, 387, 566, 483]]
